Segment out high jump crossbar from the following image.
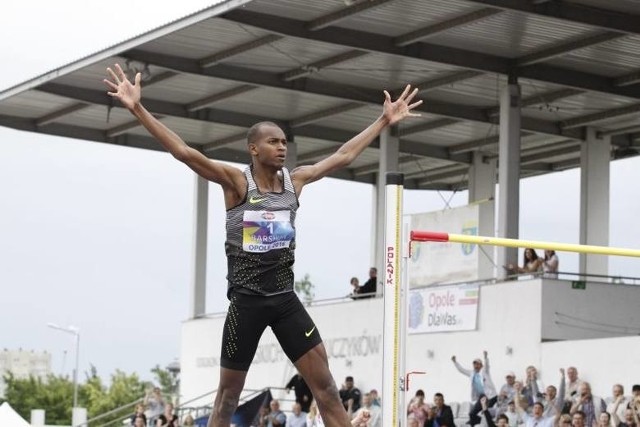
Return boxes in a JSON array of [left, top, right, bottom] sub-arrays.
[[411, 231, 640, 258]]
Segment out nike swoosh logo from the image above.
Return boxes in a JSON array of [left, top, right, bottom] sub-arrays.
[[305, 326, 316, 337], [249, 196, 266, 204]]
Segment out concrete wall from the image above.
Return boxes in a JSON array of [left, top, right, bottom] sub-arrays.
[[180, 279, 640, 408]]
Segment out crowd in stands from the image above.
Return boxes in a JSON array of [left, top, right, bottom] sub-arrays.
[[505, 249, 559, 278], [129, 386, 192, 427], [260, 355, 639, 427], [349, 268, 378, 299]]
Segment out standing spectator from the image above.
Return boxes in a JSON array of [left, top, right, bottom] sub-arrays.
[[353, 393, 381, 427], [629, 386, 640, 410], [144, 387, 165, 423], [496, 372, 517, 416], [359, 268, 377, 298], [452, 351, 497, 426], [542, 250, 559, 279], [541, 369, 566, 418], [504, 401, 523, 427], [349, 277, 361, 300], [340, 376, 362, 415], [570, 382, 606, 427], [288, 402, 307, 427], [407, 389, 430, 426], [522, 366, 545, 409], [607, 385, 630, 423], [432, 392, 456, 427], [156, 403, 179, 427], [286, 371, 313, 413], [611, 398, 639, 427], [565, 367, 584, 403], [266, 400, 286, 427], [506, 248, 542, 275]]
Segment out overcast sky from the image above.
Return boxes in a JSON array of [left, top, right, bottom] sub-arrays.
[[1, 1, 639, 384]]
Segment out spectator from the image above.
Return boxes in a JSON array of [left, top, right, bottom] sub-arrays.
[[572, 411, 586, 427], [286, 372, 313, 413], [359, 268, 377, 298], [307, 400, 371, 427], [452, 351, 497, 426], [407, 389, 430, 426], [542, 250, 559, 279], [132, 416, 146, 427], [340, 376, 362, 415], [144, 387, 165, 422], [612, 401, 639, 427], [349, 277, 361, 300], [597, 412, 612, 427], [433, 392, 456, 427], [407, 414, 420, 427], [570, 382, 606, 427], [257, 405, 270, 427], [513, 384, 556, 427], [504, 401, 523, 427], [496, 372, 518, 416], [266, 400, 286, 427], [558, 414, 573, 427], [506, 248, 542, 275], [369, 389, 381, 407], [522, 366, 545, 409], [353, 393, 381, 427], [565, 367, 584, 403], [541, 369, 566, 418], [607, 385, 629, 422], [479, 396, 509, 427], [182, 414, 195, 427], [130, 403, 147, 426], [288, 402, 307, 427], [629, 386, 640, 410], [156, 403, 178, 427]]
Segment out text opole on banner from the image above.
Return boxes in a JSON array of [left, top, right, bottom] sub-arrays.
[[408, 284, 479, 334]]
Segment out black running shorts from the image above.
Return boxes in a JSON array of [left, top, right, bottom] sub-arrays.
[[220, 290, 323, 371]]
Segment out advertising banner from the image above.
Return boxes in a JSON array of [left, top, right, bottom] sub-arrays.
[[408, 284, 480, 334]]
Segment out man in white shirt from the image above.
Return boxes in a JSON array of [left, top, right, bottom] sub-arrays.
[[514, 382, 557, 427], [287, 402, 307, 427]]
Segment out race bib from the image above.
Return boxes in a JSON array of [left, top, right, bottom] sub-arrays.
[[242, 210, 294, 253]]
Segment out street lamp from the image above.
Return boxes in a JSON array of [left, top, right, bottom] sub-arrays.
[[47, 323, 80, 409]]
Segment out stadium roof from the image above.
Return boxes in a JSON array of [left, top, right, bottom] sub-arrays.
[[1, 0, 640, 190]]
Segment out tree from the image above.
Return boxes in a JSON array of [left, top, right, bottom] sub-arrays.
[[294, 273, 315, 304]]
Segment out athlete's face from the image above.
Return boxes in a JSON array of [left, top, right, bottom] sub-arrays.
[[249, 125, 287, 168]]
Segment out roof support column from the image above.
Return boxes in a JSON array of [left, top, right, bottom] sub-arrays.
[[189, 174, 208, 318], [469, 152, 497, 279], [497, 81, 521, 279], [374, 127, 399, 294], [579, 127, 610, 276]]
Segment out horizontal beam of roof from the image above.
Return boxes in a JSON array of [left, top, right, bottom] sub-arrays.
[[220, 9, 640, 100], [122, 49, 581, 139], [462, 0, 640, 36]]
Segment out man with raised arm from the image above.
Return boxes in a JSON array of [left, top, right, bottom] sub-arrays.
[[103, 63, 422, 427]]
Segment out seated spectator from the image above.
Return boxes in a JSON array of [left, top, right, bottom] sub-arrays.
[[612, 404, 639, 427], [156, 403, 178, 427], [542, 250, 559, 279], [569, 382, 606, 427], [288, 402, 307, 427], [480, 396, 510, 427], [506, 248, 542, 276], [597, 412, 612, 427], [266, 399, 286, 427], [607, 385, 630, 422], [370, 389, 381, 407], [572, 411, 586, 427], [132, 416, 146, 427], [349, 277, 360, 300], [306, 399, 371, 427], [359, 268, 377, 298], [504, 401, 523, 427], [432, 392, 456, 427], [340, 376, 362, 415], [407, 414, 421, 427], [130, 403, 147, 426], [558, 413, 572, 427], [354, 393, 381, 427], [407, 389, 430, 426]]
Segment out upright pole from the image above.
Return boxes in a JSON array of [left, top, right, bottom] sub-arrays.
[[382, 172, 404, 427], [73, 332, 79, 409]]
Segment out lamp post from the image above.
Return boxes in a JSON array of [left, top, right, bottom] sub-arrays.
[[47, 323, 80, 409]]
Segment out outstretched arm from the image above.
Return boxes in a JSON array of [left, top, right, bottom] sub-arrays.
[[291, 84, 422, 194], [104, 64, 245, 202]]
